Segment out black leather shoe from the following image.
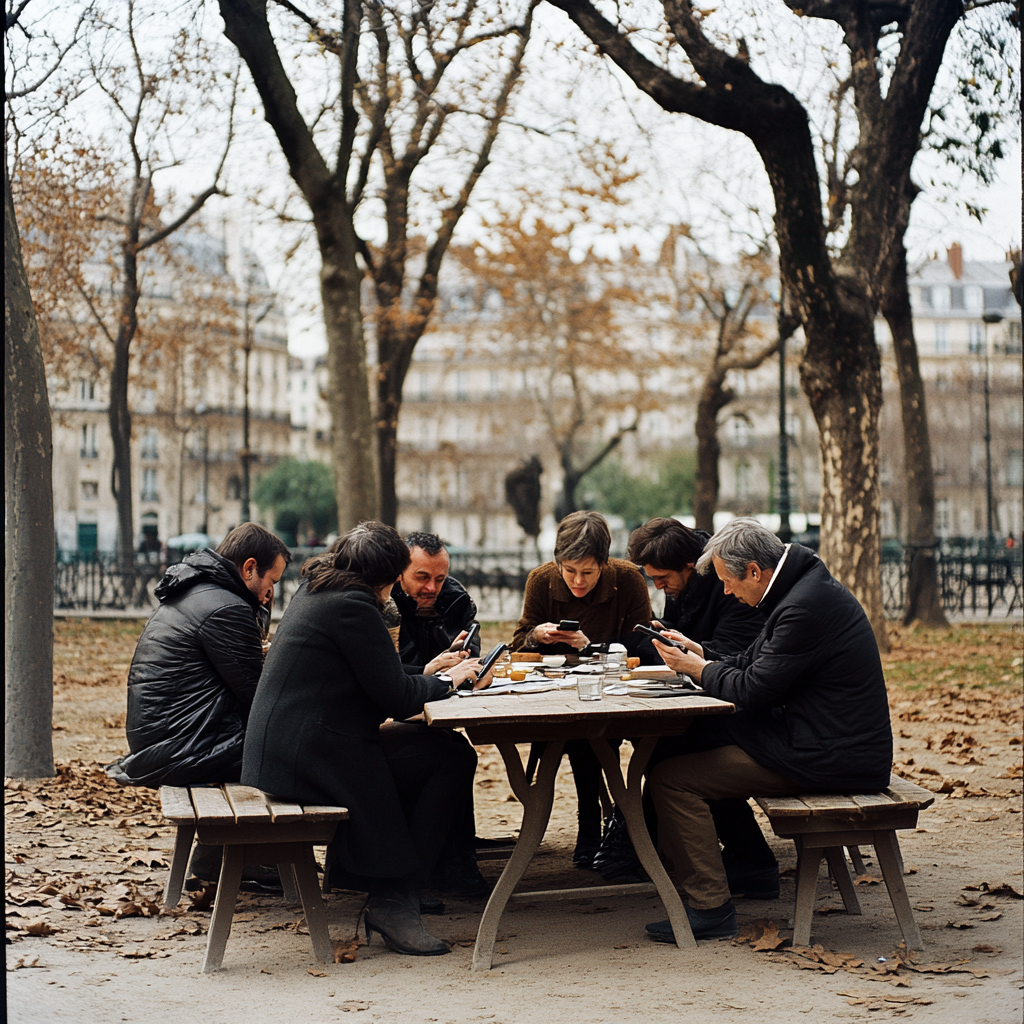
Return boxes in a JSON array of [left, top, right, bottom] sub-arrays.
[[592, 810, 645, 882], [420, 895, 446, 915], [427, 857, 491, 898], [646, 900, 738, 942], [365, 890, 450, 956], [723, 853, 780, 901]]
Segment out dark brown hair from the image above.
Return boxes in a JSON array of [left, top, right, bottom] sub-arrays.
[[627, 518, 707, 570], [302, 521, 410, 606], [217, 522, 292, 575], [554, 510, 611, 565]]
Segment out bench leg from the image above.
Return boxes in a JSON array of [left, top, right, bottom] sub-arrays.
[[792, 840, 823, 947], [278, 862, 299, 903], [292, 846, 333, 964], [824, 846, 862, 916], [847, 845, 867, 875], [203, 845, 245, 973], [873, 830, 923, 951], [164, 821, 195, 910]]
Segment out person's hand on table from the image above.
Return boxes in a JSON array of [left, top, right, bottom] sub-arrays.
[[447, 629, 471, 653], [425, 649, 469, 675], [531, 622, 590, 650], [447, 657, 486, 690]]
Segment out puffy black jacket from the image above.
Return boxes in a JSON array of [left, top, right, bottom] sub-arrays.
[[701, 544, 893, 791], [106, 549, 267, 787], [392, 575, 479, 672]]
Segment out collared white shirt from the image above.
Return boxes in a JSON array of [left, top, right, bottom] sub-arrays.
[[757, 544, 791, 608]]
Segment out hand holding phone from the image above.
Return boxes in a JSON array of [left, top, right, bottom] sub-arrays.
[[558, 619, 580, 632], [632, 623, 688, 651], [450, 622, 479, 653], [459, 642, 509, 689]]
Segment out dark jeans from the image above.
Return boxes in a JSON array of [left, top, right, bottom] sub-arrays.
[[329, 721, 477, 893]]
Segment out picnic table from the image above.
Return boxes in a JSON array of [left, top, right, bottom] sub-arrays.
[[424, 685, 734, 970]]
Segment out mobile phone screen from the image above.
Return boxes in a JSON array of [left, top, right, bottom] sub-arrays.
[[558, 619, 580, 631]]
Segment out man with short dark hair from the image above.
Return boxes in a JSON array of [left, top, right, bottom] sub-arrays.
[[108, 522, 290, 788], [643, 518, 892, 942], [393, 532, 480, 672]]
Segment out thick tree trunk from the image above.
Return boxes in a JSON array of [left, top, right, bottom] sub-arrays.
[[800, 301, 888, 650], [5, 165, 55, 779], [694, 374, 730, 533], [881, 240, 948, 627], [320, 231, 379, 530], [376, 322, 419, 527]]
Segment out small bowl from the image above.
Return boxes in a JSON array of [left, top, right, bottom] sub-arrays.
[[542, 655, 566, 668]]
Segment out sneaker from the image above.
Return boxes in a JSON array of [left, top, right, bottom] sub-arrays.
[[646, 900, 738, 942], [572, 833, 602, 871]]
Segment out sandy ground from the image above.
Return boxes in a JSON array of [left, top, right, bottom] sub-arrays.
[[5, 620, 1023, 1024]]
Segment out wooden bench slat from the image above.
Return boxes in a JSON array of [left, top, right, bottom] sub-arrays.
[[800, 793, 861, 815], [850, 791, 896, 810], [222, 784, 273, 823], [160, 786, 195, 821], [264, 797, 304, 823], [755, 795, 809, 816], [300, 805, 349, 822], [885, 775, 935, 809], [190, 786, 236, 823]]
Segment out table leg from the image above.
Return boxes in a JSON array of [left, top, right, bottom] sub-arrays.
[[472, 739, 565, 972], [590, 736, 696, 950], [203, 844, 245, 973]]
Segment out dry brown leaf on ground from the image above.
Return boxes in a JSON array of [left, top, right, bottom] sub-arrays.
[[338, 1001, 371, 1012], [333, 935, 360, 963], [976, 911, 1003, 921], [188, 884, 217, 912], [22, 919, 59, 936], [751, 921, 788, 951], [117, 948, 170, 959], [963, 881, 1024, 898], [853, 874, 884, 886], [306, 968, 328, 977], [971, 944, 1002, 954], [816, 904, 847, 915], [8, 955, 46, 970]]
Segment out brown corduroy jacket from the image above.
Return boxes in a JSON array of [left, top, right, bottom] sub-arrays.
[[511, 558, 653, 656]]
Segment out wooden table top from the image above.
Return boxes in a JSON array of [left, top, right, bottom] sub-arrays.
[[424, 689, 734, 743]]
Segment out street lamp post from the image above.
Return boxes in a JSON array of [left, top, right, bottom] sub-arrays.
[[239, 291, 274, 525], [981, 312, 1003, 547]]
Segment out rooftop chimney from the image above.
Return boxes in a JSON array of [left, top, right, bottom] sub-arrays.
[[946, 242, 963, 280]]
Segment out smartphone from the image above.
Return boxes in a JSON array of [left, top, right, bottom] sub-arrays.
[[632, 623, 687, 650], [452, 622, 479, 653], [459, 642, 509, 689], [558, 619, 580, 631]]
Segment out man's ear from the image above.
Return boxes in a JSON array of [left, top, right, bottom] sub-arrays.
[[241, 556, 258, 580]]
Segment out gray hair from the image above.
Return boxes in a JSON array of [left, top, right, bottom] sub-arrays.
[[696, 517, 785, 578]]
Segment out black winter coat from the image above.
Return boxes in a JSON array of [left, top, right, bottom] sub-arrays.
[[656, 570, 764, 660], [241, 584, 452, 880], [701, 545, 893, 791], [392, 575, 479, 672], [107, 550, 267, 787]]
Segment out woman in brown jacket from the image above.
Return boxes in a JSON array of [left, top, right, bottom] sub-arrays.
[[512, 511, 652, 867]]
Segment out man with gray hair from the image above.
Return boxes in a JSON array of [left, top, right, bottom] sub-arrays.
[[643, 517, 892, 942]]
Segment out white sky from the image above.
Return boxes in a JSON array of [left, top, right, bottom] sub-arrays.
[[9, 1, 1020, 359]]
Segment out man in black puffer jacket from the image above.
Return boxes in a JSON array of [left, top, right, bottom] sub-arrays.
[[643, 518, 892, 944], [106, 523, 290, 788]]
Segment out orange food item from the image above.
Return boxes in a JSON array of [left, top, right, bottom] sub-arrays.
[[510, 670, 527, 682], [626, 657, 640, 670]]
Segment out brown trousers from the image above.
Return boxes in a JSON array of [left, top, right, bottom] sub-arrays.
[[648, 744, 801, 910]]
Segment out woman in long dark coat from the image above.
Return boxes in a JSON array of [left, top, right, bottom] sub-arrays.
[[241, 521, 482, 956]]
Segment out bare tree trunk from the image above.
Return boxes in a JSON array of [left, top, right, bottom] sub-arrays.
[[800, 300, 887, 648], [321, 230, 379, 528], [881, 238, 948, 627], [109, 242, 140, 574], [5, 164, 55, 779], [693, 372, 730, 533]]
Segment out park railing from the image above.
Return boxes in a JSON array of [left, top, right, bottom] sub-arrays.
[[53, 543, 1021, 620]]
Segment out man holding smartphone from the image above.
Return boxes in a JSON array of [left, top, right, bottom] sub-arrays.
[[393, 532, 481, 673]]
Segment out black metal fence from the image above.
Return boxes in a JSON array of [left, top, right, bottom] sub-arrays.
[[54, 544, 1021, 620]]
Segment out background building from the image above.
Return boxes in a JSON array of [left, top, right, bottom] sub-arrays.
[[49, 227, 291, 554]]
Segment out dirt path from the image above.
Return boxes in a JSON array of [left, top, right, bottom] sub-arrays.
[[6, 620, 1023, 1023]]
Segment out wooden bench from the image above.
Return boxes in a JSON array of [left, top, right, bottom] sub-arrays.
[[755, 774, 934, 950], [159, 783, 348, 972]]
